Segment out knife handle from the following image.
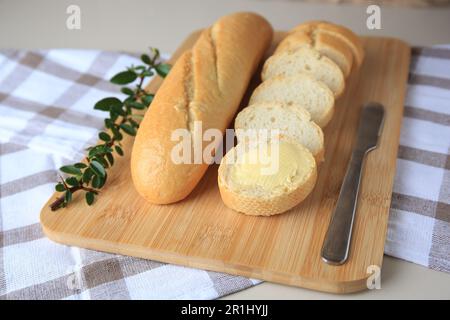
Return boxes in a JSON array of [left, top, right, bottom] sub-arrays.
[[321, 149, 368, 265]]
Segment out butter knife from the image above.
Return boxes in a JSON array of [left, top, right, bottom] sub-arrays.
[[321, 102, 385, 265]]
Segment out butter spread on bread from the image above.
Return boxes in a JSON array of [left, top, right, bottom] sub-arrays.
[[218, 138, 317, 216]]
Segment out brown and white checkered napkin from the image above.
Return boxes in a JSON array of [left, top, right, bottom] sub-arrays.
[[0, 49, 258, 299], [385, 46, 450, 272], [0, 46, 448, 299]]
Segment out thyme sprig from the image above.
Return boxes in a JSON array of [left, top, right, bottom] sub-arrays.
[[50, 48, 170, 211]]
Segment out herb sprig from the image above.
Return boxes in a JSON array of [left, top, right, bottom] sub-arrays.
[[50, 48, 170, 211]]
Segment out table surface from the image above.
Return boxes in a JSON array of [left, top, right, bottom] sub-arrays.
[[1, 0, 450, 299]]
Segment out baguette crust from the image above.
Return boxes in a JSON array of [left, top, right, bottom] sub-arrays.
[[131, 12, 273, 204], [275, 31, 353, 77], [275, 31, 313, 52], [292, 21, 364, 67], [218, 170, 317, 216]]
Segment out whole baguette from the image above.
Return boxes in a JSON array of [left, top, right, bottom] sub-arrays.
[[131, 12, 273, 204]]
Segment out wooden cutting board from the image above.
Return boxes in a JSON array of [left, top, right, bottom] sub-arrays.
[[40, 31, 410, 293]]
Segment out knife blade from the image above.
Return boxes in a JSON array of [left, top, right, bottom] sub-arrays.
[[321, 102, 385, 265]]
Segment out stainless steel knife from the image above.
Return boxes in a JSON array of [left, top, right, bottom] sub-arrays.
[[321, 102, 385, 265]]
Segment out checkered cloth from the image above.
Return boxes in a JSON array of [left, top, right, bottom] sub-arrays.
[[0, 50, 259, 299], [384, 46, 450, 272], [0, 46, 448, 299]]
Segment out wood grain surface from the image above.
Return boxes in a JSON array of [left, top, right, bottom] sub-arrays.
[[40, 31, 410, 293]]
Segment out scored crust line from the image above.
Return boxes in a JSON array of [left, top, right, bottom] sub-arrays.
[[209, 27, 221, 93]]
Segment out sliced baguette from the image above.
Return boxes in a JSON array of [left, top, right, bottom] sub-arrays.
[[218, 138, 317, 216], [292, 21, 364, 67], [249, 74, 335, 128], [234, 102, 324, 161], [275, 31, 353, 77], [261, 46, 345, 97]]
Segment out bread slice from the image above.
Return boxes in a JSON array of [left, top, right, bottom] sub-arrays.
[[249, 74, 335, 128], [218, 138, 317, 216], [292, 21, 364, 67], [262, 46, 345, 97], [275, 31, 353, 78], [234, 102, 324, 161]]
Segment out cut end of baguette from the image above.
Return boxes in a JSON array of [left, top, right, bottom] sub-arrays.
[[275, 31, 354, 78], [249, 74, 335, 128], [234, 102, 324, 162], [218, 138, 317, 216], [262, 46, 345, 97], [292, 21, 364, 67]]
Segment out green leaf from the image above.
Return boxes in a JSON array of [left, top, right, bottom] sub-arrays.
[[99, 131, 111, 142], [155, 63, 171, 78], [94, 155, 109, 169], [120, 123, 137, 136], [141, 54, 151, 65], [88, 145, 113, 158], [142, 70, 154, 77], [111, 104, 126, 116], [91, 175, 101, 188], [94, 97, 122, 111], [124, 96, 134, 104], [111, 126, 123, 141], [121, 87, 134, 96], [110, 71, 138, 85], [128, 119, 139, 128], [74, 163, 87, 169], [82, 168, 94, 184], [55, 183, 65, 192], [64, 190, 72, 203], [65, 176, 79, 187], [109, 110, 119, 122], [142, 94, 154, 105], [85, 192, 95, 205], [106, 152, 114, 166], [60, 165, 82, 176], [115, 145, 124, 156], [151, 48, 160, 61], [127, 101, 146, 110], [126, 106, 132, 115], [104, 118, 114, 129], [90, 160, 106, 178], [92, 174, 106, 189]]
